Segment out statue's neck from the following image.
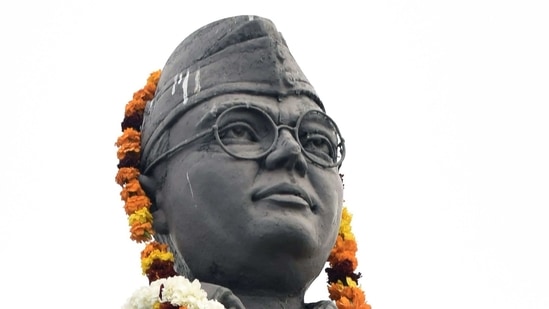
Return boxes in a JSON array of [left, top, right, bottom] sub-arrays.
[[236, 292, 306, 309]]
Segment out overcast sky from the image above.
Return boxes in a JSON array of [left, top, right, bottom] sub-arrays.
[[1, 1, 548, 308]]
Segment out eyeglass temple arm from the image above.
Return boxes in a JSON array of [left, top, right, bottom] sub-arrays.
[[142, 129, 213, 175]]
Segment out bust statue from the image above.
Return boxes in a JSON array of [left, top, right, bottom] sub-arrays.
[[116, 15, 369, 309]]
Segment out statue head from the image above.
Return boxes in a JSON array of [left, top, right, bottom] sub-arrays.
[[137, 15, 345, 296]]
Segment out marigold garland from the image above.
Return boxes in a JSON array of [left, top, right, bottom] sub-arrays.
[[326, 207, 371, 309], [117, 71, 371, 309], [115, 70, 160, 243]]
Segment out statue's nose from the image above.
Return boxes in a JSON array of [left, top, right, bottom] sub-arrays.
[[264, 130, 308, 176]]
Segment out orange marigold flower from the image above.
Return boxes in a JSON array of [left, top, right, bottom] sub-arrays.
[[130, 221, 153, 242], [330, 284, 370, 309], [336, 293, 371, 309], [133, 88, 146, 100], [328, 236, 358, 268], [148, 70, 161, 86], [125, 97, 146, 117], [329, 253, 358, 270], [336, 297, 371, 309], [116, 128, 140, 146], [116, 128, 141, 159], [117, 142, 140, 160], [115, 167, 140, 186], [120, 179, 146, 201], [142, 82, 156, 99], [124, 195, 151, 215], [328, 282, 345, 300]]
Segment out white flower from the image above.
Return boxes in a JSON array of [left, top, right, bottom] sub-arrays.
[[162, 277, 205, 303], [122, 284, 159, 309], [122, 276, 226, 309]]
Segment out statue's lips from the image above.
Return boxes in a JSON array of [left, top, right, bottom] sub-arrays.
[[252, 183, 312, 208]]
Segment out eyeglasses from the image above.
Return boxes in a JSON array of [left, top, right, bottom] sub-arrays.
[[143, 105, 345, 174]]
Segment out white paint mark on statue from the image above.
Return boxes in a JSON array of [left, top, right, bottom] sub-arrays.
[[194, 69, 201, 94], [182, 70, 190, 105], [186, 171, 196, 207], [172, 72, 184, 95], [172, 75, 178, 95]]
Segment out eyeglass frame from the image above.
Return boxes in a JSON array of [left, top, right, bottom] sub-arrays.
[[143, 105, 345, 174]]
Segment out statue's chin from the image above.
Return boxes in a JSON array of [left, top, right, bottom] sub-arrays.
[[184, 231, 328, 294], [247, 208, 324, 255]]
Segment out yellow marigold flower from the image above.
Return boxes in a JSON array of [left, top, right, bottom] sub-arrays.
[[141, 255, 154, 274], [129, 208, 153, 225], [339, 207, 355, 241], [141, 250, 174, 274], [346, 276, 358, 287], [141, 242, 169, 259], [148, 250, 175, 262]]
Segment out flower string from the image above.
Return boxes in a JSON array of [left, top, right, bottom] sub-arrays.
[[326, 205, 371, 309], [115, 70, 161, 243]]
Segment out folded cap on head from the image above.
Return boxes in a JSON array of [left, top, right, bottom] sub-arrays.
[[141, 15, 323, 169]]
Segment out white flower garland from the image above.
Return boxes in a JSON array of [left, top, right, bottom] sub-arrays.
[[123, 276, 225, 309]]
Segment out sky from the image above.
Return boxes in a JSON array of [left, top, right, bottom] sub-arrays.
[[1, 1, 548, 308]]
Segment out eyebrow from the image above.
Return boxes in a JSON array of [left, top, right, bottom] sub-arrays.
[[195, 100, 278, 127]]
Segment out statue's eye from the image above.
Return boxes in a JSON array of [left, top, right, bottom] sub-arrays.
[[301, 133, 335, 161], [219, 122, 259, 144]]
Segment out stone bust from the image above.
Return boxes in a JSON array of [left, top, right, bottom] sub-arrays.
[[136, 15, 345, 309]]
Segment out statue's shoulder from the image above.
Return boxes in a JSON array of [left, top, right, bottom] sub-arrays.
[[305, 300, 337, 309]]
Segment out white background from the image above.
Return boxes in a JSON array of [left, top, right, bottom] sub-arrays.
[[1, 1, 548, 308]]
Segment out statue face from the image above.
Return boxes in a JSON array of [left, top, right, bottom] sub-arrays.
[[154, 93, 343, 292]]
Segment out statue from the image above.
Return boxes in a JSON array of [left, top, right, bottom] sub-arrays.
[[116, 15, 370, 309]]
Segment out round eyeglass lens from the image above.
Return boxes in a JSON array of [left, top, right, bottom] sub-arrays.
[[297, 110, 344, 167], [214, 107, 277, 159]]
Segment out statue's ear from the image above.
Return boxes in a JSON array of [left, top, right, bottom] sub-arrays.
[[139, 174, 156, 198], [139, 174, 169, 234]]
